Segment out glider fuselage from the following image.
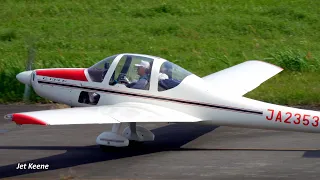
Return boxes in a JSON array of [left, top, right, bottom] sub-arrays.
[[31, 68, 320, 133]]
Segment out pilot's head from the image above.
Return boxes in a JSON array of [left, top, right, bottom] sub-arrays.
[[135, 60, 150, 76], [160, 62, 171, 73]]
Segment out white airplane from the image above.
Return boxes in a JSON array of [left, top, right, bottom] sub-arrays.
[[4, 53, 320, 148]]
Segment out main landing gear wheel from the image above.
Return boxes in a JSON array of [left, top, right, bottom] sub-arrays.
[[96, 122, 155, 151]]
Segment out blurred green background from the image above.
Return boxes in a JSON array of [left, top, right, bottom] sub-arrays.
[[0, 0, 319, 105]]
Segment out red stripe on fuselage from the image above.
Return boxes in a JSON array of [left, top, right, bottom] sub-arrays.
[[12, 114, 47, 125], [36, 69, 87, 81]]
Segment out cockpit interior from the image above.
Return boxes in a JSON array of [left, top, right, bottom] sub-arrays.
[[87, 54, 192, 92]]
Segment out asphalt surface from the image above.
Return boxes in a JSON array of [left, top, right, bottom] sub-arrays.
[[1, 104, 320, 179]]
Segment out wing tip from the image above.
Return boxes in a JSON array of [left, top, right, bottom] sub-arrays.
[[11, 113, 47, 125], [251, 60, 284, 71]]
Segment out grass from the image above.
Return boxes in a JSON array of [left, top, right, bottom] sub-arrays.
[[0, 0, 320, 105]]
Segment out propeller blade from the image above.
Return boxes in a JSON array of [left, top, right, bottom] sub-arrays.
[[1, 114, 22, 134], [0, 129, 9, 134]]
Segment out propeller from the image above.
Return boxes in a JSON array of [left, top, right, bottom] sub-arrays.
[[0, 124, 22, 135], [0, 114, 22, 135]]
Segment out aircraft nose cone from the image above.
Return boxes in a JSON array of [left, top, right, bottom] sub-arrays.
[[16, 71, 32, 85]]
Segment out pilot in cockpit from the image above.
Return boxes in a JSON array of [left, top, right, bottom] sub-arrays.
[[125, 60, 150, 90], [159, 61, 173, 81], [159, 64, 169, 80]]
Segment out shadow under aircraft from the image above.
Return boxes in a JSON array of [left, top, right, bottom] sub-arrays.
[[0, 123, 218, 178], [1, 123, 319, 179]]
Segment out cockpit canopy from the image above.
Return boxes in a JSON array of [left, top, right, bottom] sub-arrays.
[[87, 55, 118, 82], [87, 54, 192, 91]]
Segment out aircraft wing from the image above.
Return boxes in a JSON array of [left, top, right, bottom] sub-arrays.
[[4, 102, 201, 125], [202, 60, 283, 96]]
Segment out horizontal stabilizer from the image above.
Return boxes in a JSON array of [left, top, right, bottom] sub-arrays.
[[202, 60, 283, 96]]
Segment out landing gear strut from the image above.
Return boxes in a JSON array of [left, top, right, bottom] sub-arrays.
[[96, 122, 155, 148]]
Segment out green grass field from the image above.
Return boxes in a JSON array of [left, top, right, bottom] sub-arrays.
[[0, 0, 319, 105]]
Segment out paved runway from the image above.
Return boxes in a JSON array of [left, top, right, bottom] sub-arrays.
[[1, 104, 320, 179]]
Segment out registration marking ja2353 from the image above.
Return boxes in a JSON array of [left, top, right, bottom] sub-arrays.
[[265, 109, 319, 127]]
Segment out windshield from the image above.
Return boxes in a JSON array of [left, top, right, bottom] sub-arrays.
[[87, 55, 118, 82]]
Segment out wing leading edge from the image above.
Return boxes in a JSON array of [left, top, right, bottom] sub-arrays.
[[202, 60, 283, 96], [5, 102, 201, 125]]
